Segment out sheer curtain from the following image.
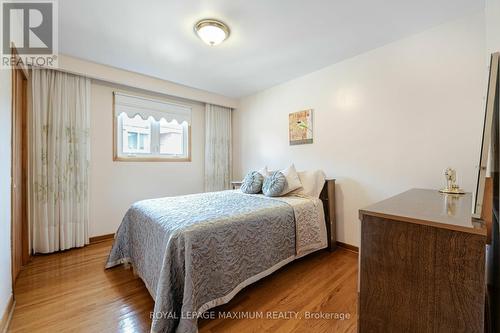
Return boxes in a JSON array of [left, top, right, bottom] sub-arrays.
[[30, 68, 91, 253], [204, 104, 232, 191]]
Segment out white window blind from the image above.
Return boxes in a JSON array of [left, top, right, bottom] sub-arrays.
[[114, 92, 192, 124]]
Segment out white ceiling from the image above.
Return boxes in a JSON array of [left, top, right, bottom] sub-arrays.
[[60, 0, 484, 98]]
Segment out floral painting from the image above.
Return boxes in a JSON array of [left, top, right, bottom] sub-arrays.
[[289, 109, 313, 145]]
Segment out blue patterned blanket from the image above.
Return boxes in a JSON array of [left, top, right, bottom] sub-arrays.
[[106, 190, 296, 333]]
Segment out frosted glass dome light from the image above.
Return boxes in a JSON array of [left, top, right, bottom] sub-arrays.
[[194, 19, 230, 46]]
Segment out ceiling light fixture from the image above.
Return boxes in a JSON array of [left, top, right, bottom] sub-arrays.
[[194, 19, 230, 46]]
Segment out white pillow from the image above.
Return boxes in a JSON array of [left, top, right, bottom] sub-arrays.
[[280, 164, 303, 195], [293, 170, 326, 198], [258, 166, 269, 177]]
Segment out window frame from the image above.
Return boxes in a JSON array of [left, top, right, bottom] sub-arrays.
[[112, 92, 192, 162]]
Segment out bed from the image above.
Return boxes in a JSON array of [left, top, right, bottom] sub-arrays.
[[105, 179, 336, 333]]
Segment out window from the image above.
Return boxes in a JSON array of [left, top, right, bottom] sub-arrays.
[[122, 115, 151, 154], [114, 92, 191, 161], [159, 119, 183, 155]]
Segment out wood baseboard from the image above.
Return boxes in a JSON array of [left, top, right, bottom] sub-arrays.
[[336, 241, 358, 253], [0, 294, 15, 333], [89, 233, 115, 244]]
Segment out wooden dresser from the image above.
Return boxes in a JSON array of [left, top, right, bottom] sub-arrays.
[[358, 189, 486, 332]]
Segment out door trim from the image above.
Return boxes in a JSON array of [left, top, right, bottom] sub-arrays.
[[10, 47, 30, 286]]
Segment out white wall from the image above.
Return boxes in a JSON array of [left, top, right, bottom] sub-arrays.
[[89, 82, 206, 236], [233, 13, 487, 246], [486, 0, 500, 55], [58, 55, 238, 109], [0, 70, 12, 317]]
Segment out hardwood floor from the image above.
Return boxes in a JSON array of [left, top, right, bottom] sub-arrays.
[[8, 240, 358, 333]]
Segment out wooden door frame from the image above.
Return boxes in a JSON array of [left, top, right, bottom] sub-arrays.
[[10, 47, 30, 285]]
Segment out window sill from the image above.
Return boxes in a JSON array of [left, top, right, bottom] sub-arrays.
[[113, 156, 191, 162]]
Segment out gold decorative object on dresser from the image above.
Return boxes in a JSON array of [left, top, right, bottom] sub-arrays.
[[439, 167, 465, 194], [358, 189, 486, 332]]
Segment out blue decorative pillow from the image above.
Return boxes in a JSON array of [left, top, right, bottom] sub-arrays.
[[240, 171, 264, 194], [262, 171, 286, 197]]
